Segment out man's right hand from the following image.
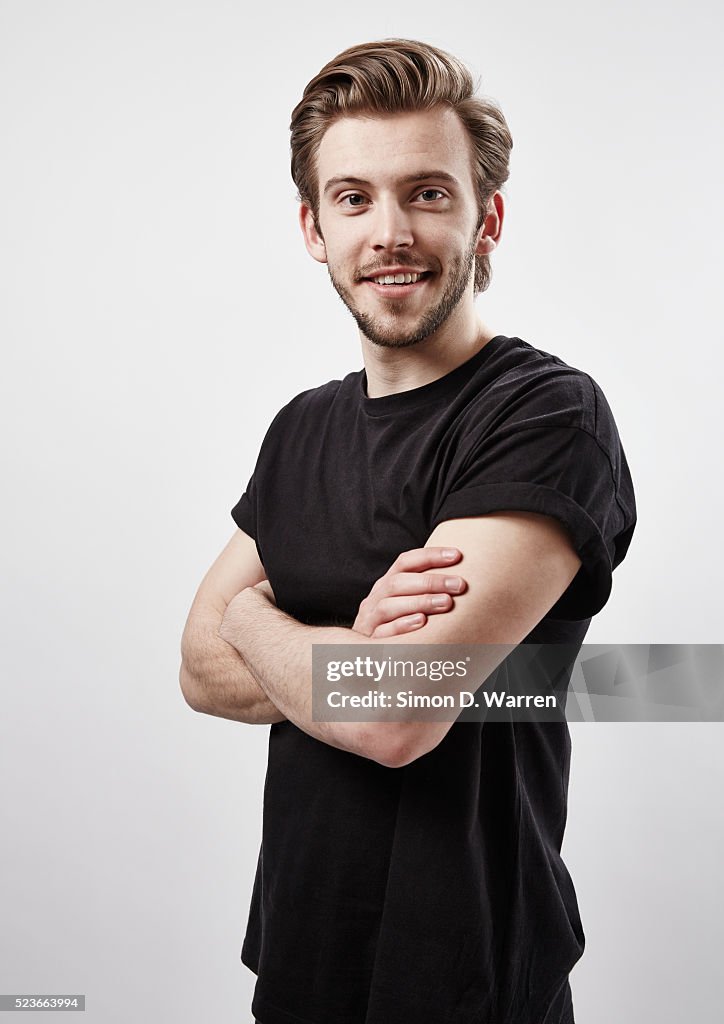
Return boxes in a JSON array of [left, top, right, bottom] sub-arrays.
[[353, 547, 468, 639]]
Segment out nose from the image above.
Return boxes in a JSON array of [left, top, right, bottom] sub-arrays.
[[369, 197, 414, 251]]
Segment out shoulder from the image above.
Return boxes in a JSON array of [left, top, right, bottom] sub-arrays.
[[259, 371, 361, 439], [460, 336, 627, 455], [472, 336, 601, 432]]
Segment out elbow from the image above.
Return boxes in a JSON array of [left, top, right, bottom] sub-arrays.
[[179, 659, 205, 713], [376, 747, 418, 770], [358, 724, 436, 769]]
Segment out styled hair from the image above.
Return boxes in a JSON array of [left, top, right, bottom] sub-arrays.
[[290, 39, 513, 294]]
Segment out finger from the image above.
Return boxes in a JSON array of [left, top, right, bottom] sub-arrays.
[[385, 547, 462, 576], [384, 572, 467, 598], [372, 593, 455, 625], [372, 613, 427, 638]]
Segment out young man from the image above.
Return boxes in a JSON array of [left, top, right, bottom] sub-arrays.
[[180, 39, 636, 1024]]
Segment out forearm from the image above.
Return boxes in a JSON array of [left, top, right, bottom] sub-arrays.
[[180, 607, 286, 725], [219, 589, 429, 765]]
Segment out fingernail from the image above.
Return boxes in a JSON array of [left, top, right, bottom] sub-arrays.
[[444, 577, 463, 593], [431, 595, 449, 607], [442, 548, 458, 559]]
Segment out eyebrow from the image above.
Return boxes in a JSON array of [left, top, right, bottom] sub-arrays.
[[322, 170, 461, 197]]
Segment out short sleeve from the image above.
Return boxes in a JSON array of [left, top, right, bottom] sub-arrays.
[[433, 402, 636, 620], [229, 402, 294, 555], [231, 473, 257, 540]]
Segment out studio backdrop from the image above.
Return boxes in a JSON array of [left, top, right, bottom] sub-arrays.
[[1, 1, 722, 1022]]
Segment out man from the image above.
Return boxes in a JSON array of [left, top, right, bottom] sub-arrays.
[[179, 39, 636, 1024]]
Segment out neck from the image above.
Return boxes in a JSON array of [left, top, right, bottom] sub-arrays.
[[361, 300, 497, 398]]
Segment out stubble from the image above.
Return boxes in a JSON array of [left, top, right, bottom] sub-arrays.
[[326, 234, 478, 349]]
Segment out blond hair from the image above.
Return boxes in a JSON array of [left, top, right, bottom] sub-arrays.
[[290, 39, 513, 293]]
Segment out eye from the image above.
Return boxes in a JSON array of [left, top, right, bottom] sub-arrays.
[[418, 189, 445, 202], [341, 193, 368, 207]]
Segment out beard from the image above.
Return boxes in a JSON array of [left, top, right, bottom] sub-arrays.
[[326, 233, 478, 349]]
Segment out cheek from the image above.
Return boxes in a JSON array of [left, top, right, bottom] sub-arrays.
[[417, 217, 472, 251], [317, 222, 350, 256]]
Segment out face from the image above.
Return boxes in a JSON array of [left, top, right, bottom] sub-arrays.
[[300, 106, 500, 349]]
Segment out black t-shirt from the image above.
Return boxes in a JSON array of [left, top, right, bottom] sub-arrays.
[[231, 335, 636, 1024]]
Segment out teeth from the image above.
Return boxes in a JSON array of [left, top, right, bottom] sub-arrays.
[[372, 272, 423, 285]]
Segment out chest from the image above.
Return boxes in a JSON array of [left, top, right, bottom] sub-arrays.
[[254, 412, 457, 625]]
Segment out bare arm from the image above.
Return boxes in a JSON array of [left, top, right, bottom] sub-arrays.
[[179, 529, 286, 724], [220, 512, 582, 766], [181, 530, 466, 724]]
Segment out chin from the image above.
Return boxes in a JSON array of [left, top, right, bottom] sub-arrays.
[[362, 323, 435, 349], [355, 300, 458, 349]]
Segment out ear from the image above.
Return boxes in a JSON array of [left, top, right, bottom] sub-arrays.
[[474, 191, 505, 257], [299, 203, 328, 264]]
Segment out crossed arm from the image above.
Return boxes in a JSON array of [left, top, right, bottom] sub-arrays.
[[179, 512, 581, 767], [179, 532, 467, 726]]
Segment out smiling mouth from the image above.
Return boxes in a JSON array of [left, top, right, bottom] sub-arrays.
[[361, 270, 433, 294], [365, 271, 430, 285]]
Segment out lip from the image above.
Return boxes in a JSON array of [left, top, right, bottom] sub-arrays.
[[363, 277, 430, 298], [362, 266, 429, 279]]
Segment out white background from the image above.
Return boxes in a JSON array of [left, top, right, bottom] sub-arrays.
[[1, 1, 722, 1021]]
